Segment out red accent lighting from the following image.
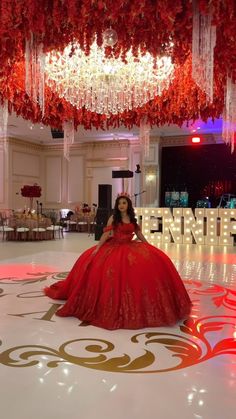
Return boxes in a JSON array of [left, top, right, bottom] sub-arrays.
[[191, 136, 201, 144]]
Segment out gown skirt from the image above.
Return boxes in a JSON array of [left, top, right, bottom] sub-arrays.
[[44, 223, 192, 330]]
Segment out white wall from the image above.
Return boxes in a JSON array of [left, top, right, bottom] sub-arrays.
[[9, 142, 42, 210], [45, 156, 62, 204], [12, 150, 40, 177], [4, 137, 161, 211], [142, 142, 160, 206], [67, 155, 84, 204], [132, 150, 142, 206]]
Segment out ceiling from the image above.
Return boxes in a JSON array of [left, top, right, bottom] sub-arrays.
[[0, 1, 234, 151], [5, 112, 223, 145]]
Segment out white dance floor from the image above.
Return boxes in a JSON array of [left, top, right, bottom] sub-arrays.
[[0, 233, 236, 419]]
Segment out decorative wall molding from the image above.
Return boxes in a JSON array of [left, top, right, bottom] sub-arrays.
[[43, 139, 135, 152], [8, 137, 43, 151], [88, 157, 128, 162], [12, 150, 40, 177], [159, 133, 223, 148], [7, 134, 222, 151], [67, 155, 84, 203], [87, 139, 132, 149], [149, 136, 161, 144], [45, 156, 62, 204], [144, 165, 158, 175]]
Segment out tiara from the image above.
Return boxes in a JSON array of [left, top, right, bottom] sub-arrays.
[[117, 192, 130, 198]]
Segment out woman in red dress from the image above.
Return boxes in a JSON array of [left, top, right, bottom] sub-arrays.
[[44, 194, 192, 329]]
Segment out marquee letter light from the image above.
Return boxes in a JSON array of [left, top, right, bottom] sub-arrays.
[[205, 209, 219, 245], [134, 207, 235, 247], [182, 208, 205, 244], [219, 208, 236, 246]]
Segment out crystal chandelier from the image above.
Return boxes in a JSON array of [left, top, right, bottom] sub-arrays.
[[45, 41, 174, 116]]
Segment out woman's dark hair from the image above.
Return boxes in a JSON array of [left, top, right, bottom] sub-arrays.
[[67, 210, 74, 218], [113, 195, 138, 226]]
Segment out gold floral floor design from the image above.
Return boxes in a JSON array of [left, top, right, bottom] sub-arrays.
[[0, 269, 236, 374]]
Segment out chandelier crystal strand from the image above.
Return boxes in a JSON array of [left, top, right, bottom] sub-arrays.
[[0, 100, 8, 150], [192, 0, 216, 102], [140, 118, 151, 157], [45, 42, 173, 115], [38, 43, 46, 116], [0, 100, 8, 136], [25, 35, 31, 97], [25, 34, 46, 113], [63, 119, 75, 160], [222, 76, 236, 153], [25, 33, 37, 102]]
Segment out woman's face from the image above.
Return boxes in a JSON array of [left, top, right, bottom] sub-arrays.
[[118, 198, 128, 213]]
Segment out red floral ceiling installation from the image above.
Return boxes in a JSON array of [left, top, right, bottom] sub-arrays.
[[0, 0, 235, 130]]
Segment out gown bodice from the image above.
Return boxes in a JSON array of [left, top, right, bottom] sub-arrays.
[[110, 222, 136, 243]]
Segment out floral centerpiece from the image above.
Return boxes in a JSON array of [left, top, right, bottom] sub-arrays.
[[21, 184, 41, 211], [82, 204, 91, 214]]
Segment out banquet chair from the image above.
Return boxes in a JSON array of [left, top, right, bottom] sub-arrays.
[[32, 220, 47, 240], [88, 218, 96, 236], [16, 225, 30, 241], [66, 219, 77, 232], [77, 215, 88, 232], [46, 223, 64, 239], [0, 217, 15, 241]]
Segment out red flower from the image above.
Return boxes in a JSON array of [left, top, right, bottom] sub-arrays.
[[21, 184, 42, 198], [82, 207, 91, 213]]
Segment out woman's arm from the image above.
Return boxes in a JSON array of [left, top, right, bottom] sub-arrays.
[[135, 227, 148, 243], [92, 215, 114, 254]]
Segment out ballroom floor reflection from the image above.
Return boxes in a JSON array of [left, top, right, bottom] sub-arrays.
[[0, 233, 236, 419]]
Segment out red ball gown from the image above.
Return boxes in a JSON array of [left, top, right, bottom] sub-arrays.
[[44, 223, 191, 329]]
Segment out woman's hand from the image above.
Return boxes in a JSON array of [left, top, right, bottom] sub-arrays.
[[91, 247, 99, 256], [136, 229, 148, 243]]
